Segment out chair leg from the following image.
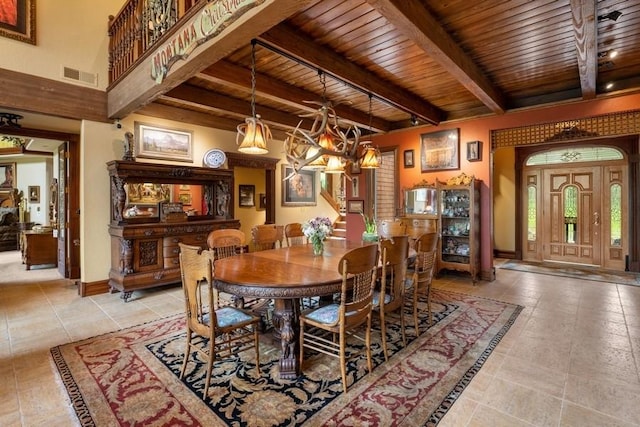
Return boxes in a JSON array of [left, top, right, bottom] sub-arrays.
[[426, 286, 433, 327], [339, 331, 348, 394], [399, 299, 407, 347], [379, 310, 389, 362], [253, 325, 261, 377], [299, 320, 305, 372], [203, 340, 215, 399], [413, 289, 421, 337], [180, 332, 192, 379], [365, 314, 373, 374]]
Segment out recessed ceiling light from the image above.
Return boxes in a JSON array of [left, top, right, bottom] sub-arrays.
[[609, 50, 619, 59], [605, 82, 614, 90]]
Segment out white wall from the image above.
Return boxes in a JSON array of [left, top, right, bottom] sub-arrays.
[[15, 158, 52, 225], [0, 0, 121, 90]]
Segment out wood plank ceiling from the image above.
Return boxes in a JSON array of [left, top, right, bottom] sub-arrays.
[[135, 0, 640, 138]]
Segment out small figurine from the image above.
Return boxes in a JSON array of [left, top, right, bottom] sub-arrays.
[[123, 131, 135, 161]]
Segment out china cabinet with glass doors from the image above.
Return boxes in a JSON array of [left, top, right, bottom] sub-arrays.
[[437, 176, 481, 283]]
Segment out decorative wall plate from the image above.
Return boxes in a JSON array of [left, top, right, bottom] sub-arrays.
[[203, 148, 226, 168]]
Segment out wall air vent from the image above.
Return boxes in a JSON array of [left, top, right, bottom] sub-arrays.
[[61, 66, 98, 87]]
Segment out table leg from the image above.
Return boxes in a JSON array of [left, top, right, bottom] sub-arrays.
[[272, 298, 300, 379]]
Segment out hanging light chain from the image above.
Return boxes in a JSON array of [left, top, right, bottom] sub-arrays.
[[250, 39, 257, 118], [367, 93, 373, 134]]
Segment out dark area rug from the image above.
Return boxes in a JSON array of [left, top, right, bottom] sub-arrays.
[[500, 259, 640, 287], [51, 290, 522, 426]]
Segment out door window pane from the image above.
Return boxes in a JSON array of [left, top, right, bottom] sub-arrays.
[[564, 186, 578, 243], [526, 147, 623, 166], [610, 183, 622, 246]]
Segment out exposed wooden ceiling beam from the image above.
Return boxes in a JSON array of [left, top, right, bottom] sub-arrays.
[[570, 0, 597, 100], [137, 102, 289, 140], [259, 23, 444, 125], [366, 0, 506, 114], [162, 85, 315, 131], [198, 60, 392, 132], [138, 103, 240, 132], [0, 68, 108, 123]]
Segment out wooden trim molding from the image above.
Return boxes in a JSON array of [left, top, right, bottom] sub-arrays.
[[491, 109, 640, 150], [0, 68, 108, 123], [78, 279, 110, 297]]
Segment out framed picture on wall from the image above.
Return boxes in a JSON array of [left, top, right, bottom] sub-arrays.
[[134, 122, 193, 163], [239, 185, 255, 207], [28, 185, 40, 203], [403, 149, 415, 168], [0, 162, 16, 189], [467, 140, 482, 161], [348, 200, 364, 214], [178, 193, 192, 205], [281, 165, 316, 206], [0, 0, 36, 45], [420, 129, 460, 172]]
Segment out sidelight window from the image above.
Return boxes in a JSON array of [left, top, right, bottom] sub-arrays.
[[610, 183, 622, 246], [527, 185, 536, 241]]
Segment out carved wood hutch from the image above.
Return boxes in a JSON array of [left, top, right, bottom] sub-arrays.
[[107, 160, 239, 301]]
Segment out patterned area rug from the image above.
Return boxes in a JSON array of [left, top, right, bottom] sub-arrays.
[[500, 259, 640, 287], [51, 290, 522, 426]]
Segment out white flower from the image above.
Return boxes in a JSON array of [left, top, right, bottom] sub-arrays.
[[302, 216, 333, 242]]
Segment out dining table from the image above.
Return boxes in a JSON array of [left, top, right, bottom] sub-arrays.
[[213, 238, 373, 379]]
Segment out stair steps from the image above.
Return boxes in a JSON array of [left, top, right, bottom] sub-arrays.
[[331, 215, 347, 240]]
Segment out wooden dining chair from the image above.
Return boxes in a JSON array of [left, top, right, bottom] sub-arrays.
[[375, 235, 409, 360], [406, 218, 437, 250], [206, 228, 246, 307], [408, 232, 439, 335], [284, 222, 307, 247], [207, 228, 246, 259], [251, 224, 284, 252], [178, 243, 261, 399], [299, 243, 379, 393], [378, 219, 407, 239]]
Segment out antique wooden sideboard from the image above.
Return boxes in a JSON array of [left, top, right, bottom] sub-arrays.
[[107, 160, 240, 302]]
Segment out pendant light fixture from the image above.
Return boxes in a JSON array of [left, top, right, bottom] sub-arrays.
[[237, 40, 271, 154], [359, 94, 381, 169]]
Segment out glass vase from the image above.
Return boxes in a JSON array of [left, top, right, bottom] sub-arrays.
[[312, 238, 324, 256]]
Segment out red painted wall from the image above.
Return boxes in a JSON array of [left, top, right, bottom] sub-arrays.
[[357, 92, 640, 278]]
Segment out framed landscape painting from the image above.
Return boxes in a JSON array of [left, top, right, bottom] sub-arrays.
[[135, 122, 193, 163]]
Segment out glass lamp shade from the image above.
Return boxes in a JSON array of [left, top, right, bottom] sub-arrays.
[[324, 155, 345, 173], [237, 116, 270, 154], [306, 147, 327, 168], [360, 146, 381, 169]]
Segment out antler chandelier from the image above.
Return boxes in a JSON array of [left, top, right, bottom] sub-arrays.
[[283, 71, 379, 176]]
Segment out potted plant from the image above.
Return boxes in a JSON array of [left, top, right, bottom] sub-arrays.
[[361, 212, 378, 242]]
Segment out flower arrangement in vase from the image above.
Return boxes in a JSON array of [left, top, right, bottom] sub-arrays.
[[302, 216, 333, 255]]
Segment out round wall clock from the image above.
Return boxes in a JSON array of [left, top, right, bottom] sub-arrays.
[[203, 148, 226, 168]]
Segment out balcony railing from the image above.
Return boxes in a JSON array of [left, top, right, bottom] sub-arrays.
[[108, 0, 202, 85]]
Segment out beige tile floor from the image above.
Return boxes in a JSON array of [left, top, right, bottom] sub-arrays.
[[1, 251, 639, 426]]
